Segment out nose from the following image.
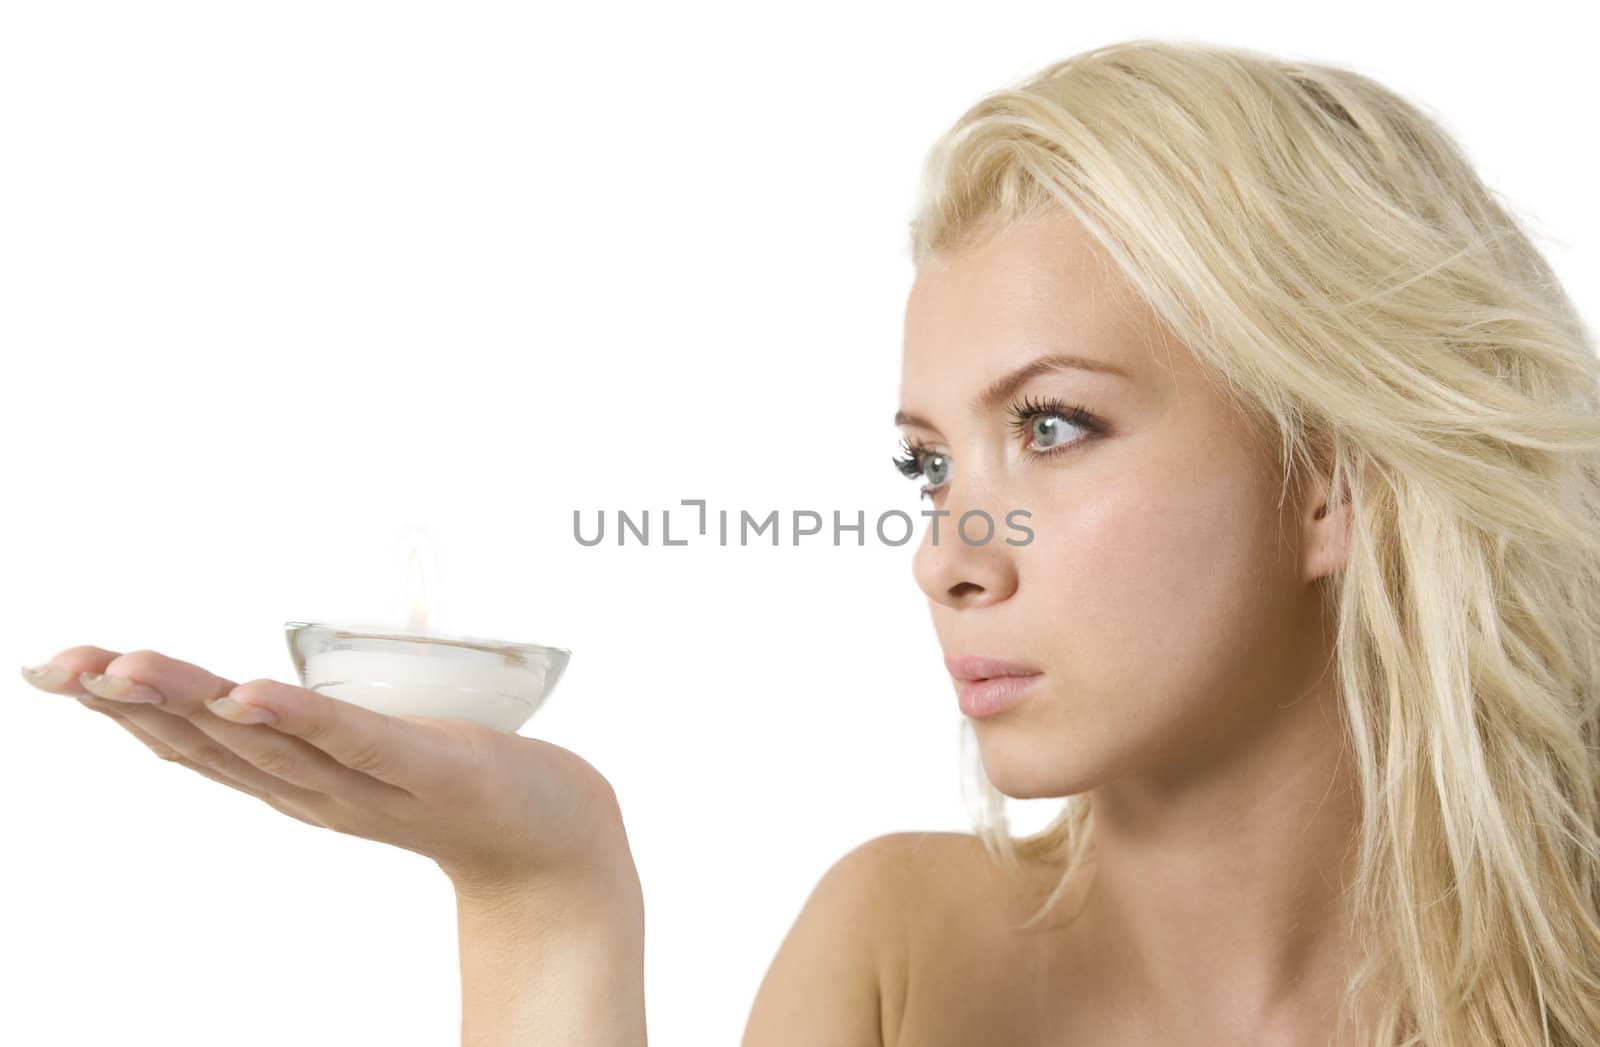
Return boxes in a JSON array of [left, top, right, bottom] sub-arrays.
[[911, 495, 1021, 609]]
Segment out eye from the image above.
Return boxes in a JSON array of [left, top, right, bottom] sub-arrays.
[[891, 439, 951, 500], [1006, 395, 1107, 460], [891, 397, 1106, 501]]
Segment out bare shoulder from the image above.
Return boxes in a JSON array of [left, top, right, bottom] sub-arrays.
[[881, 831, 1086, 1046], [742, 831, 1079, 1047], [740, 832, 929, 1047], [882, 828, 1073, 930]]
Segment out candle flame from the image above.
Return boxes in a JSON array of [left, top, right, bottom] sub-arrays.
[[399, 527, 441, 635], [406, 547, 429, 634]]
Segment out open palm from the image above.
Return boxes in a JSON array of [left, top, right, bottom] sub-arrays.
[[21, 645, 636, 904]]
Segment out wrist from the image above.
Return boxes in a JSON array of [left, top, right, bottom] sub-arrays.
[[449, 863, 643, 937], [452, 866, 646, 1046]]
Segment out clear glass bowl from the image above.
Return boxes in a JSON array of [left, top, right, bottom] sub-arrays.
[[283, 621, 571, 734]]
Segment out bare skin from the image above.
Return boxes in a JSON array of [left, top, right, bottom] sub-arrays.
[[893, 208, 1371, 1045], [871, 832, 1091, 1045], [17, 647, 648, 1043], [23, 206, 1373, 1045], [18, 647, 636, 902]]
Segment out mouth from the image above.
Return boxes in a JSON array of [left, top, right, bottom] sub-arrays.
[[944, 653, 1041, 680], [944, 654, 1043, 718], [954, 673, 1042, 717]]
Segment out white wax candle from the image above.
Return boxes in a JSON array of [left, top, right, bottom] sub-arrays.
[[303, 648, 548, 733]]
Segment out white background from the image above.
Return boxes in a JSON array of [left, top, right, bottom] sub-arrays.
[[2, 2, 1593, 1044]]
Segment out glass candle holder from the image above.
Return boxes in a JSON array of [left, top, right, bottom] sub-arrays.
[[283, 621, 571, 734]]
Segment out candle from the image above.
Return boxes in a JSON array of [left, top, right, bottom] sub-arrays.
[[284, 624, 570, 733], [283, 531, 571, 733]]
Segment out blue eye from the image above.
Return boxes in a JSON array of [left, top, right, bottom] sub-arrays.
[[892, 440, 950, 500], [1006, 395, 1106, 459], [891, 397, 1106, 501]]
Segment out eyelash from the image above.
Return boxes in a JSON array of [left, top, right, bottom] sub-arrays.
[[891, 395, 1107, 499]]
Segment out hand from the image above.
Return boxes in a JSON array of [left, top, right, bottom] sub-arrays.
[[20, 646, 638, 905]]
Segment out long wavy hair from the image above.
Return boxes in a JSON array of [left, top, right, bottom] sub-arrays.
[[912, 37, 1600, 1046]]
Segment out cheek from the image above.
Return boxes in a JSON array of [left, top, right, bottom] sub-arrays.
[[1026, 454, 1288, 705]]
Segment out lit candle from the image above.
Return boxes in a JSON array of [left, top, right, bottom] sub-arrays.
[[283, 532, 570, 733]]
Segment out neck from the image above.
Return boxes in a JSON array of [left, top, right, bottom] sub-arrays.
[[1068, 663, 1372, 1040]]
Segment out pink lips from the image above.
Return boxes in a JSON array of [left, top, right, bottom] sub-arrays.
[[944, 655, 1043, 718]]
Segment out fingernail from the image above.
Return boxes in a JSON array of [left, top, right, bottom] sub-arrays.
[[80, 672, 164, 705], [205, 695, 277, 725], [20, 664, 74, 691]]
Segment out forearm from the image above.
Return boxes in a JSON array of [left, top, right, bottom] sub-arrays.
[[455, 876, 647, 1047]]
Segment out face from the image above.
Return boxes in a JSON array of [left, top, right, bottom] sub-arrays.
[[899, 209, 1343, 799]]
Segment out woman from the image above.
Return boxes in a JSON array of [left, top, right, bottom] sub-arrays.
[[22, 37, 1600, 1045]]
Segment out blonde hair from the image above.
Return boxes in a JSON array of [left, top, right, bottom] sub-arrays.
[[915, 37, 1600, 1046]]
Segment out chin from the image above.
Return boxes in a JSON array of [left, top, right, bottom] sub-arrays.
[[972, 728, 1100, 800]]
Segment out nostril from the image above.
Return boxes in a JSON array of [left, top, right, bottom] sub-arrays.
[[948, 581, 984, 599]]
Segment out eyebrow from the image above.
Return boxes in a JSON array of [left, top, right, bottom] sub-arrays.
[[894, 351, 1130, 431]]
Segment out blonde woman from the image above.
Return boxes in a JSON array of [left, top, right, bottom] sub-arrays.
[[21, 37, 1600, 1046]]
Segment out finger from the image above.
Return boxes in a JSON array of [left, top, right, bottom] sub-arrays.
[[76, 697, 347, 829], [93, 648, 239, 709], [189, 696, 413, 808], [21, 646, 322, 803], [19, 646, 123, 696], [221, 678, 474, 796], [72, 690, 331, 811], [76, 653, 413, 813], [75, 695, 271, 797]]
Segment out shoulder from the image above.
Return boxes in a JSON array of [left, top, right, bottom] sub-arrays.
[[813, 833, 973, 1034], [741, 832, 932, 1045], [819, 830, 996, 940], [856, 831, 1073, 1036], [743, 830, 1076, 1047], [863, 828, 1069, 925], [803, 831, 944, 974], [887, 832, 1093, 1045]]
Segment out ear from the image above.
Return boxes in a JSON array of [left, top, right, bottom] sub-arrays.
[[1302, 472, 1351, 584]]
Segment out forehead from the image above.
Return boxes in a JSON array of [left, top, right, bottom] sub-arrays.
[[900, 211, 1160, 391]]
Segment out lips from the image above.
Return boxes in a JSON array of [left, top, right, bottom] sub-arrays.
[[944, 654, 1043, 718], [944, 654, 1042, 681]]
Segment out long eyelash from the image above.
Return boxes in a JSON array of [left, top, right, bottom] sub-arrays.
[[891, 438, 928, 479], [892, 398, 1104, 501], [1006, 394, 1106, 460], [891, 438, 941, 500]]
